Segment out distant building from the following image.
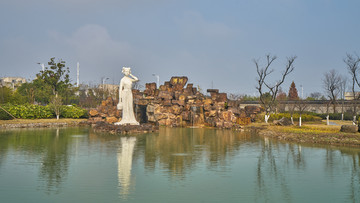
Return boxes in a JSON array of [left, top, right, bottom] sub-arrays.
[[0, 77, 26, 90], [99, 84, 118, 94], [344, 92, 360, 100]]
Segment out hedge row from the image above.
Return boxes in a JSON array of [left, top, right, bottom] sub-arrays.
[[268, 113, 322, 122], [0, 104, 88, 120]]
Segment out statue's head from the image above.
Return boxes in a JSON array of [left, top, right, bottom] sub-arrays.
[[122, 67, 131, 76]]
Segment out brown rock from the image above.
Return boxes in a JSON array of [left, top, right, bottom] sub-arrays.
[[203, 98, 212, 106], [144, 82, 157, 96], [223, 122, 233, 128], [216, 93, 228, 102], [162, 99, 172, 106], [158, 91, 173, 100], [171, 105, 182, 115], [158, 119, 167, 126], [106, 116, 119, 124], [238, 109, 247, 118], [172, 100, 185, 106], [273, 117, 292, 126], [155, 113, 168, 120], [181, 111, 191, 121], [208, 110, 217, 117], [170, 76, 188, 89], [228, 107, 240, 116], [89, 109, 99, 117], [236, 117, 251, 125], [89, 117, 103, 123], [216, 121, 224, 128], [207, 89, 219, 94], [178, 94, 186, 101], [340, 125, 358, 133], [204, 104, 212, 111]]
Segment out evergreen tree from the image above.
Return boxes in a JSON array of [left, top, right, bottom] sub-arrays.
[[288, 81, 299, 100]]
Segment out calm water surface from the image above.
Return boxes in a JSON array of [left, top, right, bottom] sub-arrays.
[[0, 127, 359, 202]]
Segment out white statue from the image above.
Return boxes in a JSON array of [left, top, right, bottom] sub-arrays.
[[115, 67, 139, 125]]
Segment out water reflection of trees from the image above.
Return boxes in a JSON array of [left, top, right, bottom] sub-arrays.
[[256, 138, 292, 202], [0, 127, 87, 193], [330, 148, 360, 202], [143, 127, 253, 177]]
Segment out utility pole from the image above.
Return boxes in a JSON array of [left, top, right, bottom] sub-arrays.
[[152, 74, 160, 88], [76, 62, 80, 87]]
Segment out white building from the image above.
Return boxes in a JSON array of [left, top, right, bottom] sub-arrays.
[[0, 77, 27, 90]]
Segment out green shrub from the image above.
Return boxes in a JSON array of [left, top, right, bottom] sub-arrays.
[[3, 104, 54, 119], [316, 112, 355, 120], [61, 105, 88, 118], [0, 106, 13, 120], [268, 113, 322, 122]]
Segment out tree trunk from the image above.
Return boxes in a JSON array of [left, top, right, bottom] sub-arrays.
[[326, 115, 330, 125], [299, 116, 302, 127], [264, 114, 270, 124], [353, 116, 357, 125], [291, 116, 294, 125], [56, 115, 59, 120]]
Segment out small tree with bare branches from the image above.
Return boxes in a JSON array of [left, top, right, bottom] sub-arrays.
[[344, 53, 360, 123], [323, 69, 341, 114], [296, 99, 308, 127], [254, 54, 296, 123]]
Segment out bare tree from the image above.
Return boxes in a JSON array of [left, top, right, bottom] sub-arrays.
[[344, 53, 360, 123], [296, 99, 308, 127], [254, 54, 296, 123], [323, 69, 341, 114], [288, 100, 296, 125], [308, 92, 323, 100], [338, 75, 347, 120]]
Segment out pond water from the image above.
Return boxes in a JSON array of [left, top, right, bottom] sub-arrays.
[[0, 127, 359, 202]]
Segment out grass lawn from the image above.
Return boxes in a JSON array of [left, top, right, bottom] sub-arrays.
[[247, 120, 360, 147], [0, 118, 87, 125]]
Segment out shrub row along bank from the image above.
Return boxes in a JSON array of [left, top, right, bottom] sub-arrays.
[[268, 113, 322, 122], [0, 104, 88, 120]]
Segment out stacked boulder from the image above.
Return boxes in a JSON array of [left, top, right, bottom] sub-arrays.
[[88, 97, 121, 124], [88, 76, 262, 128]]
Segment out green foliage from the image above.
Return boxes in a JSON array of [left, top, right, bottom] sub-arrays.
[[61, 105, 88, 118], [0, 106, 13, 120], [0, 86, 27, 104], [37, 57, 70, 94], [0, 104, 88, 119], [2, 104, 54, 119], [269, 112, 322, 122], [16, 57, 79, 105], [237, 94, 259, 101], [316, 112, 355, 120], [49, 95, 63, 119]]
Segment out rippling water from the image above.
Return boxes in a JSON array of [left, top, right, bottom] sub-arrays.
[[0, 127, 359, 202]]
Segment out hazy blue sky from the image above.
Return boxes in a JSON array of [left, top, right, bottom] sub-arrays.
[[1, 0, 359, 96]]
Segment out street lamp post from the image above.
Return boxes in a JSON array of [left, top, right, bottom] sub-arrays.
[[152, 74, 159, 88], [101, 77, 109, 99], [37, 63, 45, 72]]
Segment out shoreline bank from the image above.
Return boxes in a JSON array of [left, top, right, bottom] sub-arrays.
[[248, 123, 360, 147], [0, 119, 87, 129]]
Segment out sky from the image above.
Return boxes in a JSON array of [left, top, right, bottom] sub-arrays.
[[1, 0, 360, 97]]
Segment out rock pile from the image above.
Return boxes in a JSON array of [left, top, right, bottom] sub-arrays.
[[93, 122, 158, 135], [87, 76, 263, 129], [88, 97, 121, 124]]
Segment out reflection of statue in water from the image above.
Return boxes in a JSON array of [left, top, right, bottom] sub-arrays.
[[115, 67, 139, 125], [118, 137, 137, 198]]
